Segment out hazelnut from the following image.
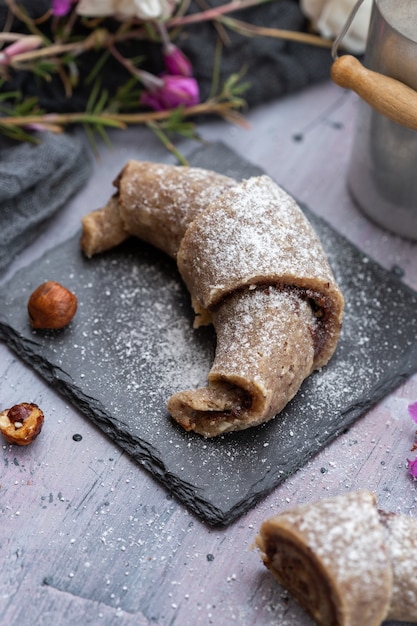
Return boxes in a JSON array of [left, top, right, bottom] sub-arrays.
[[28, 281, 77, 329], [0, 403, 44, 446]]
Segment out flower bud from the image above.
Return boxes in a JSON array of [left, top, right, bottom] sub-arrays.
[[52, 0, 74, 16], [163, 44, 193, 77], [0, 36, 43, 64]]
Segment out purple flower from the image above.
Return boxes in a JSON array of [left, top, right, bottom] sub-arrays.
[[163, 44, 193, 78], [52, 0, 75, 15], [140, 75, 199, 112], [407, 457, 417, 478], [408, 402, 417, 424]]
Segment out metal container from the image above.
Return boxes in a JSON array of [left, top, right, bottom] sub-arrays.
[[347, 0, 417, 239]]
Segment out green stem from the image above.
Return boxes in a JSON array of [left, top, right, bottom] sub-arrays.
[[146, 121, 189, 164], [220, 16, 333, 47], [5, 0, 52, 43], [0, 100, 245, 129]]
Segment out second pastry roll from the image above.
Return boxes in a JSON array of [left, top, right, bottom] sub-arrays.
[[256, 491, 393, 626], [256, 490, 417, 626]]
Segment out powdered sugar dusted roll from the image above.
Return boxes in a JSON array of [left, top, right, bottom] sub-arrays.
[[256, 490, 417, 626], [81, 161, 234, 259], [80, 161, 344, 437], [168, 287, 317, 436], [379, 510, 417, 622], [177, 175, 343, 368]]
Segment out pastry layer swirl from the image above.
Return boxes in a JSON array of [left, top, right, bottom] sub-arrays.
[[256, 490, 417, 626]]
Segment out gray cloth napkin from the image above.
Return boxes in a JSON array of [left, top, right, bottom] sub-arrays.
[[0, 131, 91, 272]]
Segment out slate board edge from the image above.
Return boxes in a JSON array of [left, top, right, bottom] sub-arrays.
[[2, 316, 417, 527]]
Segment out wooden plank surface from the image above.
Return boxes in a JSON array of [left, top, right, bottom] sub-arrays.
[[1, 80, 417, 626]]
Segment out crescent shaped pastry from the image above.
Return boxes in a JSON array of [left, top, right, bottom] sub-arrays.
[[81, 161, 344, 437], [256, 490, 417, 626]]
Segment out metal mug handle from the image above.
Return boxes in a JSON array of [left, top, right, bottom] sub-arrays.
[[331, 54, 417, 132]]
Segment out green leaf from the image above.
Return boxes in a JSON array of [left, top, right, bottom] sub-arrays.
[[146, 121, 189, 165], [0, 123, 40, 144], [159, 113, 197, 139], [85, 79, 110, 116], [0, 91, 22, 103], [93, 88, 109, 115], [85, 50, 111, 85]]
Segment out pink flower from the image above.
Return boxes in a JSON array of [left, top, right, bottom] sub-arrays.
[[163, 44, 193, 78], [140, 74, 199, 111], [52, 0, 76, 15], [0, 36, 43, 65], [407, 457, 417, 478], [408, 402, 417, 424]]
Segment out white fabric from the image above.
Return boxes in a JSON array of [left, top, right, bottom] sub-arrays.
[[77, 0, 178, 20], [301, 0, 373, 53]]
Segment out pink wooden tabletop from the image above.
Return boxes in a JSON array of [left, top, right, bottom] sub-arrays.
[[1, 80, 417, 626]]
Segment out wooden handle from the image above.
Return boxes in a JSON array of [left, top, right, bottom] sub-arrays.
[[331, 54, 417, 131]]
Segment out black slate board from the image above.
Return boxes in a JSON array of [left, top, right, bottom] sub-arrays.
[[1, 142, 417, 526]]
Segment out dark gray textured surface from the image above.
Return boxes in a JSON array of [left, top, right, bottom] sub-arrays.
[[1, 142, 417, 526], [0, 131, 91, 271]]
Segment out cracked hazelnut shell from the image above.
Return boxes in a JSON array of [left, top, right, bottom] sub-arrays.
[[28, 280, 77, 329], [0, 403, 44, 446]]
